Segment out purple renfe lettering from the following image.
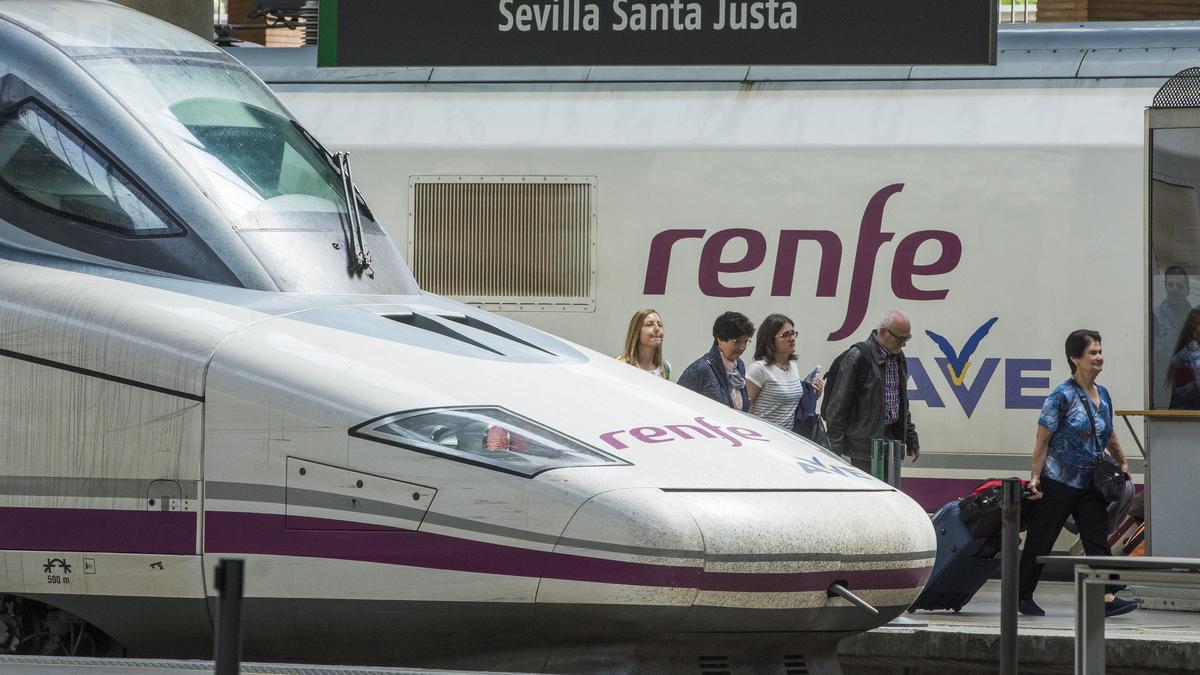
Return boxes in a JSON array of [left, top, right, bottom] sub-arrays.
[[727, 427, 767, 441], [643, 229, 705, 295], [598, 430, 628, 450], [629, 426, 673, 443], [771, 230, 842, 297], [891, 230, 962, 301], [698, 228, 767, 298], [693, 416, 742, 448], [663, 424, 717, 440], [828, 184, 903, 341]]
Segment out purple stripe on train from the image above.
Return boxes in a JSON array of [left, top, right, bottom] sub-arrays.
[[903, 477, 984, 512], [205, 511, 930, 593], [0, 506, 196, 555], [903, 476, 1144, 513]]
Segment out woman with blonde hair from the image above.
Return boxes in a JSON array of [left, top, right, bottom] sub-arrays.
[[617, 309, 671, 380]]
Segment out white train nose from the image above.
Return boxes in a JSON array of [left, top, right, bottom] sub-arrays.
[[668, 489, 936, 631], [537, 488, 935, 633]]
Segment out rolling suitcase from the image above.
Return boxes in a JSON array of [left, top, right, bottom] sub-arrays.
[[908, 499, 1000, 612]]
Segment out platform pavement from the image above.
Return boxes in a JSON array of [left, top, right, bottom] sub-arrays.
[[0, 657, 521, 675], [839, 580, 1200, 674], [7, 583, 1200, 675]]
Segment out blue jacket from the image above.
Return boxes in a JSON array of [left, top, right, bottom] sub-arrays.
[[677, 344, 750, 411]]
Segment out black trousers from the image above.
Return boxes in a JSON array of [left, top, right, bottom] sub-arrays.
[[1019, 475, 1112, 599], [843, 420, 904, 474]]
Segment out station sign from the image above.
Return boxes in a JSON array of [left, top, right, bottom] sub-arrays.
[[317, 0, 997, 68]]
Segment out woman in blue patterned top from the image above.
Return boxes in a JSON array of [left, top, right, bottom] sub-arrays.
[[1017, 329, 1136, 618]]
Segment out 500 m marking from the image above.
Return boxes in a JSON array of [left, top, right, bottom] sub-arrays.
[[43, 557, 72, 585]]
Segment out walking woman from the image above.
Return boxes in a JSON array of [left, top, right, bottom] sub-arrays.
[[745, 314, 824, 429], [677, 311, 756, 410], [617, 309, 671, 380], [1018, 329, 1136, 617]]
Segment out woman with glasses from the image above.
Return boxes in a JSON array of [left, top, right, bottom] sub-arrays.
[[746, 314, 824, 429], [677, 311, 756, 411]]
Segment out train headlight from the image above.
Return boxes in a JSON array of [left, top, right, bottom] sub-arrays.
[[350, 406, 629, 477]]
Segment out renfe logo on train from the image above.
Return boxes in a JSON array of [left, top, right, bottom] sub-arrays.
[[599, 416, 768, 449], [644, 184, 962, 341]]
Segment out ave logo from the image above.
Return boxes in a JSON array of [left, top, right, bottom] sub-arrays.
[[908, 317, 1050, 417]]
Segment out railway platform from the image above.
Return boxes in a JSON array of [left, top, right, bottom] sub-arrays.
[[5, 580, 1200, 675], [840, 580, 1200, 674], [0, 657, 518, 675]]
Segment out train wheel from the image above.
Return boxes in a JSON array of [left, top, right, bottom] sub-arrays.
[[0, 596, 115, 657], [0, 615, 20, 653]]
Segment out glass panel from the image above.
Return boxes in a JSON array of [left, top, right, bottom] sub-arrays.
[[169, 98, 348, 213], [1150, 128, 1200, 409], [0, 102, 177, 234], [82, 58, 293, 223], [80, 55, 420, 294]]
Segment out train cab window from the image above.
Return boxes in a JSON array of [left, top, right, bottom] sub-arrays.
[[0, 101, 178, 235], [168, 98, 353, 217]]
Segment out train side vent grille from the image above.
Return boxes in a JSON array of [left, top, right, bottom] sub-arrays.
[[698, 655, 731, 675], [409, 177, 597, 312], [784, 654, 809, 674]]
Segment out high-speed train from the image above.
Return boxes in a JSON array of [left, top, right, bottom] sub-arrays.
[[0, 1, 935, 672], [235, 19, 1200, 512]]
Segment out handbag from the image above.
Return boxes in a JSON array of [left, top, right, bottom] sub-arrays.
[[1093, 452, 1128, 504], [1074, 382, 1128, 503], [794, 414, 831, 449], [793, 378, 831, 449]]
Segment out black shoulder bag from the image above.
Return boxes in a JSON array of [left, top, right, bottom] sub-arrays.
[[1074, 383, 1127, 503]]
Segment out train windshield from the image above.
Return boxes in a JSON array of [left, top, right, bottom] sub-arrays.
[[78, 54, 419, 294]]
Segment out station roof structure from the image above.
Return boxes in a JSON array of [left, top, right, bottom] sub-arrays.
[[230, 21, 1200, 86]]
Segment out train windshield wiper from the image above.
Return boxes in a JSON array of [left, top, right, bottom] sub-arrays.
[[291, 120, 372, 277], [336, 151, 372, 277]]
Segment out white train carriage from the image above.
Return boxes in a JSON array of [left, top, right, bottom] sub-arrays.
[[234, 20, 1200, 511], [0, 2, 934, 671]]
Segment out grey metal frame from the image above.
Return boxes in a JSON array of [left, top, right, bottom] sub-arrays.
[[1042, 556, 1200, 675]]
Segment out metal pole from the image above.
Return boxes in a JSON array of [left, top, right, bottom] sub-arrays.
[[889, 440, 904, 489], [1000, 477, 1021, 675], [871, 438, 884, 480], [215, 558, 245, 675]]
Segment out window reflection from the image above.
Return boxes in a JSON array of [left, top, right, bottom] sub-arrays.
[[1150, 128, 1200, 408], [0, 101, 177, 234]]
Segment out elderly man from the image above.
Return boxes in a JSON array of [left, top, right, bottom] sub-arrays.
[[822, 309, 920, 472]]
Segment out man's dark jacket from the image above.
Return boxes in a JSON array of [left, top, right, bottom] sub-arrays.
[[822, 332, 919, 461], [677, 343, 750, 411]]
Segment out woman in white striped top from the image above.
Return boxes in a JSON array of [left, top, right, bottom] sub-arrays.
[[746, 314, 824, 429]]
